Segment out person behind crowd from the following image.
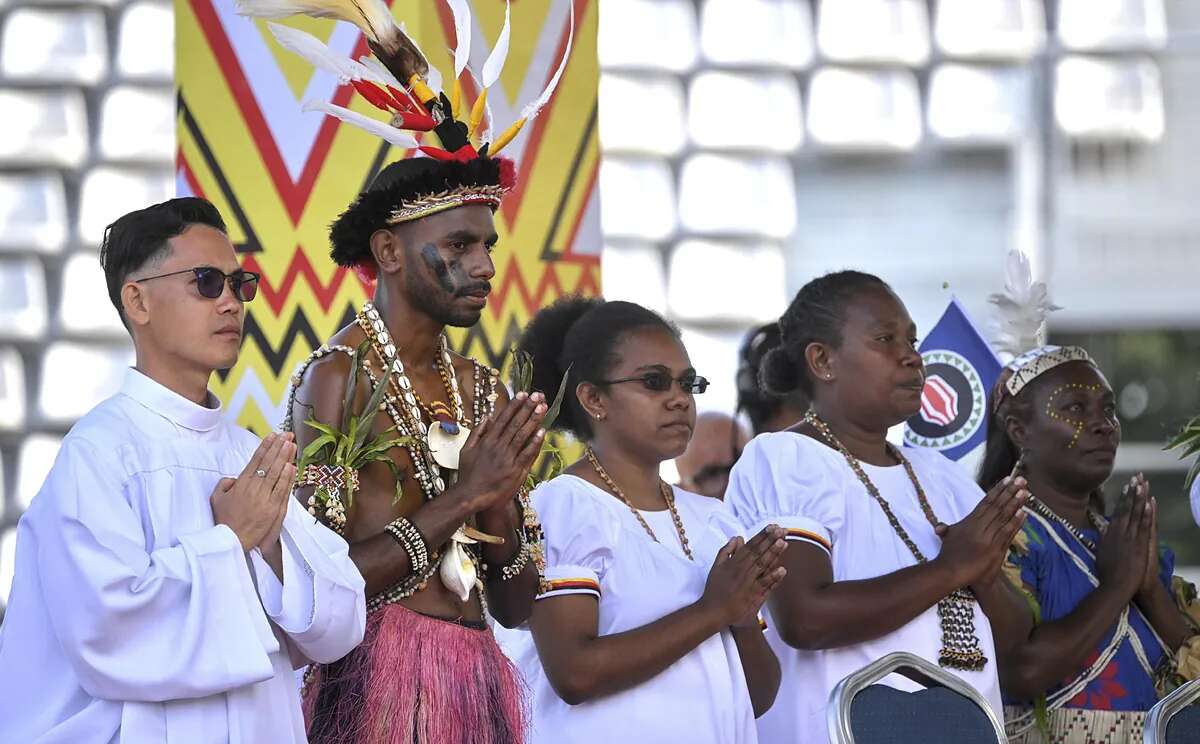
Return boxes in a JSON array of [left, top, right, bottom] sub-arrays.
[[736, 322, 810, 435], [977, 346, 1200, 742], [725, 270, 1033, 743], [0, 198, 366, 743], [499, 296, 787, 743], [676, 411, 751, 500]]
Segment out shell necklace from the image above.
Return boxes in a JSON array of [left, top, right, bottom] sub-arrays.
[[585, 448, 694, 560]]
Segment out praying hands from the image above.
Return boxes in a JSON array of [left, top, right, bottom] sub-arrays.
[[211, 431, 298, 553]]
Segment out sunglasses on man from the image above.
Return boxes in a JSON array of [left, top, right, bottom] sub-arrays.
[[596, 370, 710, 395], [133, 266, 260, 302]]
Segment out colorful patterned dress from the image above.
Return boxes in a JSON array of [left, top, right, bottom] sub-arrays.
[[1002, 509, 1200, 743]]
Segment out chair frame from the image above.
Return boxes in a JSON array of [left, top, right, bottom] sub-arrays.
[[1143, 677, 1200, 744], [826, 651, 1007, 744]]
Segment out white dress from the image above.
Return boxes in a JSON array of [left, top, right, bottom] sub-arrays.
[[496, 474, 759, 744], [0, 369, 367, 743], [725, 432, 1003, 744]]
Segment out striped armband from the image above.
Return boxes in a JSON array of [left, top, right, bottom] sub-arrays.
[[537, 566, 601, 600], [753, 517, 833, 557], [782, 527, 832, 555]]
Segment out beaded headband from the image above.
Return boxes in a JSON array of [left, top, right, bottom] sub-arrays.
[[384, 183, 508, 226], [993, 345, 1094, 412]]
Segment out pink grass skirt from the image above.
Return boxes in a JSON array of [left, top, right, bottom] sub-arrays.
[[303, 603, 528, 744]]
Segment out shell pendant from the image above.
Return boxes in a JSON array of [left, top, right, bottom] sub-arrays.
[[427, 421, 471, 470], [440, 527, 479, 602]]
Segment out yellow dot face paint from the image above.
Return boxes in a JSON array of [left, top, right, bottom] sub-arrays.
[[1045, 383, 1104, 448]]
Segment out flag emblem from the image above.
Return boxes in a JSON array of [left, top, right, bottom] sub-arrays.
[[920, 374, 960, 427], [903, 298, 1001, 461], [908, 351, 984, 449]]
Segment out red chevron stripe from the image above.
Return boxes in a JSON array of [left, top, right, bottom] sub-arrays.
[[487, 255, 599, 320], [177, 149, 206, 199], [241, 251, 370, 315], [189, 0, 367, 224], [242, 247, 595, 320]]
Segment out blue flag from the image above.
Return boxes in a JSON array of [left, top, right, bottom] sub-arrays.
[[903, 298, 1002, 461]]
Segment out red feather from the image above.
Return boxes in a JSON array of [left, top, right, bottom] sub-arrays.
[[496, 157, 516, 191], [418, 146, 455, 161], [352, 80, 399, 112], [352, 260, 378, 284]]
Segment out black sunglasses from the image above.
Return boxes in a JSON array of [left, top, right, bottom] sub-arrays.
[[596, 371, 709, 395], [134, 266, 260, 302]]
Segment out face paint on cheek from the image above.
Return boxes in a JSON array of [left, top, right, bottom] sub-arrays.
[[1045, 383, 1104, 448], [420, 243, 456, 294]]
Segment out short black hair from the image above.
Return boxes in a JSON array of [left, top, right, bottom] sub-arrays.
[[761, 270, 892, 397], [329, 156, 508, 270], [514, 295, 678, 439], [99, 197, 227, 327]]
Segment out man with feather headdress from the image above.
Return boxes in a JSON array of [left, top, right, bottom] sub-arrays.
[[235, 0, 574, 741]]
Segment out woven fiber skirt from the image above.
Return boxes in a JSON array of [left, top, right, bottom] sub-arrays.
[[304, 603, 528, 744], [1005, 705, 1147, 744]]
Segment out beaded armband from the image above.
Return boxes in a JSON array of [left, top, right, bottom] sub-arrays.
[[385, 516, 431, 575], [481, 485, 547, 584], [298, 464, 358, 534], [282, 343, 414, 536]]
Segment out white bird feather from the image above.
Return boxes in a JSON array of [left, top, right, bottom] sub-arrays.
[[520, 1, 574, 121], [481, 0, 511, 88], [446, 0, 472, 79], [301, 99, 419, 148], [987, 250, 1062, 362]]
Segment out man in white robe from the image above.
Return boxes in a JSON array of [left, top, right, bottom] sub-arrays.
[[0, 197, 366, 743]]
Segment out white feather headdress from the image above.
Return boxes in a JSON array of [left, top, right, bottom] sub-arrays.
[[987, 250, 1062, 364], [237, 0, 575, 159]]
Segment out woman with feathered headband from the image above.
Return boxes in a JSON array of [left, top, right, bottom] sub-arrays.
[[233, 1, 574, 742], [976, 253, 1200, 743]]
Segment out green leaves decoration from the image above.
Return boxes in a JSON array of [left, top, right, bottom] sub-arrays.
[[297, 342, 416, 508], [510, 349, 572, 489], [1165, 415, 1200, 491]]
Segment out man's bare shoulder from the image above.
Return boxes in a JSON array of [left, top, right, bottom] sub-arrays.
[[291, 323, 369, 406]]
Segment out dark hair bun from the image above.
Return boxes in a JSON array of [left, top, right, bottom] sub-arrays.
[[760, 346, 802, 396], [772, 270, 892, 398], [514, 295, 603, 435], [515, 295, 677, 439]]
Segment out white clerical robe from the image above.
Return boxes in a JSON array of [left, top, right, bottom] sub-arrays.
[[0, 369, 366, 743]]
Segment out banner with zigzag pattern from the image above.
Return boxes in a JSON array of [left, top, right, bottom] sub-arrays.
[[175, 0, 601, 435]]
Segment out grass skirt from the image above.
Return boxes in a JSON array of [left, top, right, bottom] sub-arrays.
[[304, 603, 527, 744]]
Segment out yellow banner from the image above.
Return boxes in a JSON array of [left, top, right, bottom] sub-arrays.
[[175, 0, 601, 435]]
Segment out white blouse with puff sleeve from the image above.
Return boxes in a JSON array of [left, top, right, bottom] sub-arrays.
[[725, 431, 1003, 744], [496, 474, 758, 744]]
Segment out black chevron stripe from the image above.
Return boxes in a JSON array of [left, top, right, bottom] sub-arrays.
[[177, 93, 264, 255], [215, 302, 361, 382], [458, 315, 527, 370], [539, 101, 599, 262]]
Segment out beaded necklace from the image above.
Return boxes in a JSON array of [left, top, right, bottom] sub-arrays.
[[355, 303, 501, 610], [584, 448, 694, 561], [1026, 495, 1105, 553], [804, 411, 988, 672]]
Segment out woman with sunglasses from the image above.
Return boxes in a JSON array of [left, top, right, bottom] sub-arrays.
[[497, 296, 787, 743]]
